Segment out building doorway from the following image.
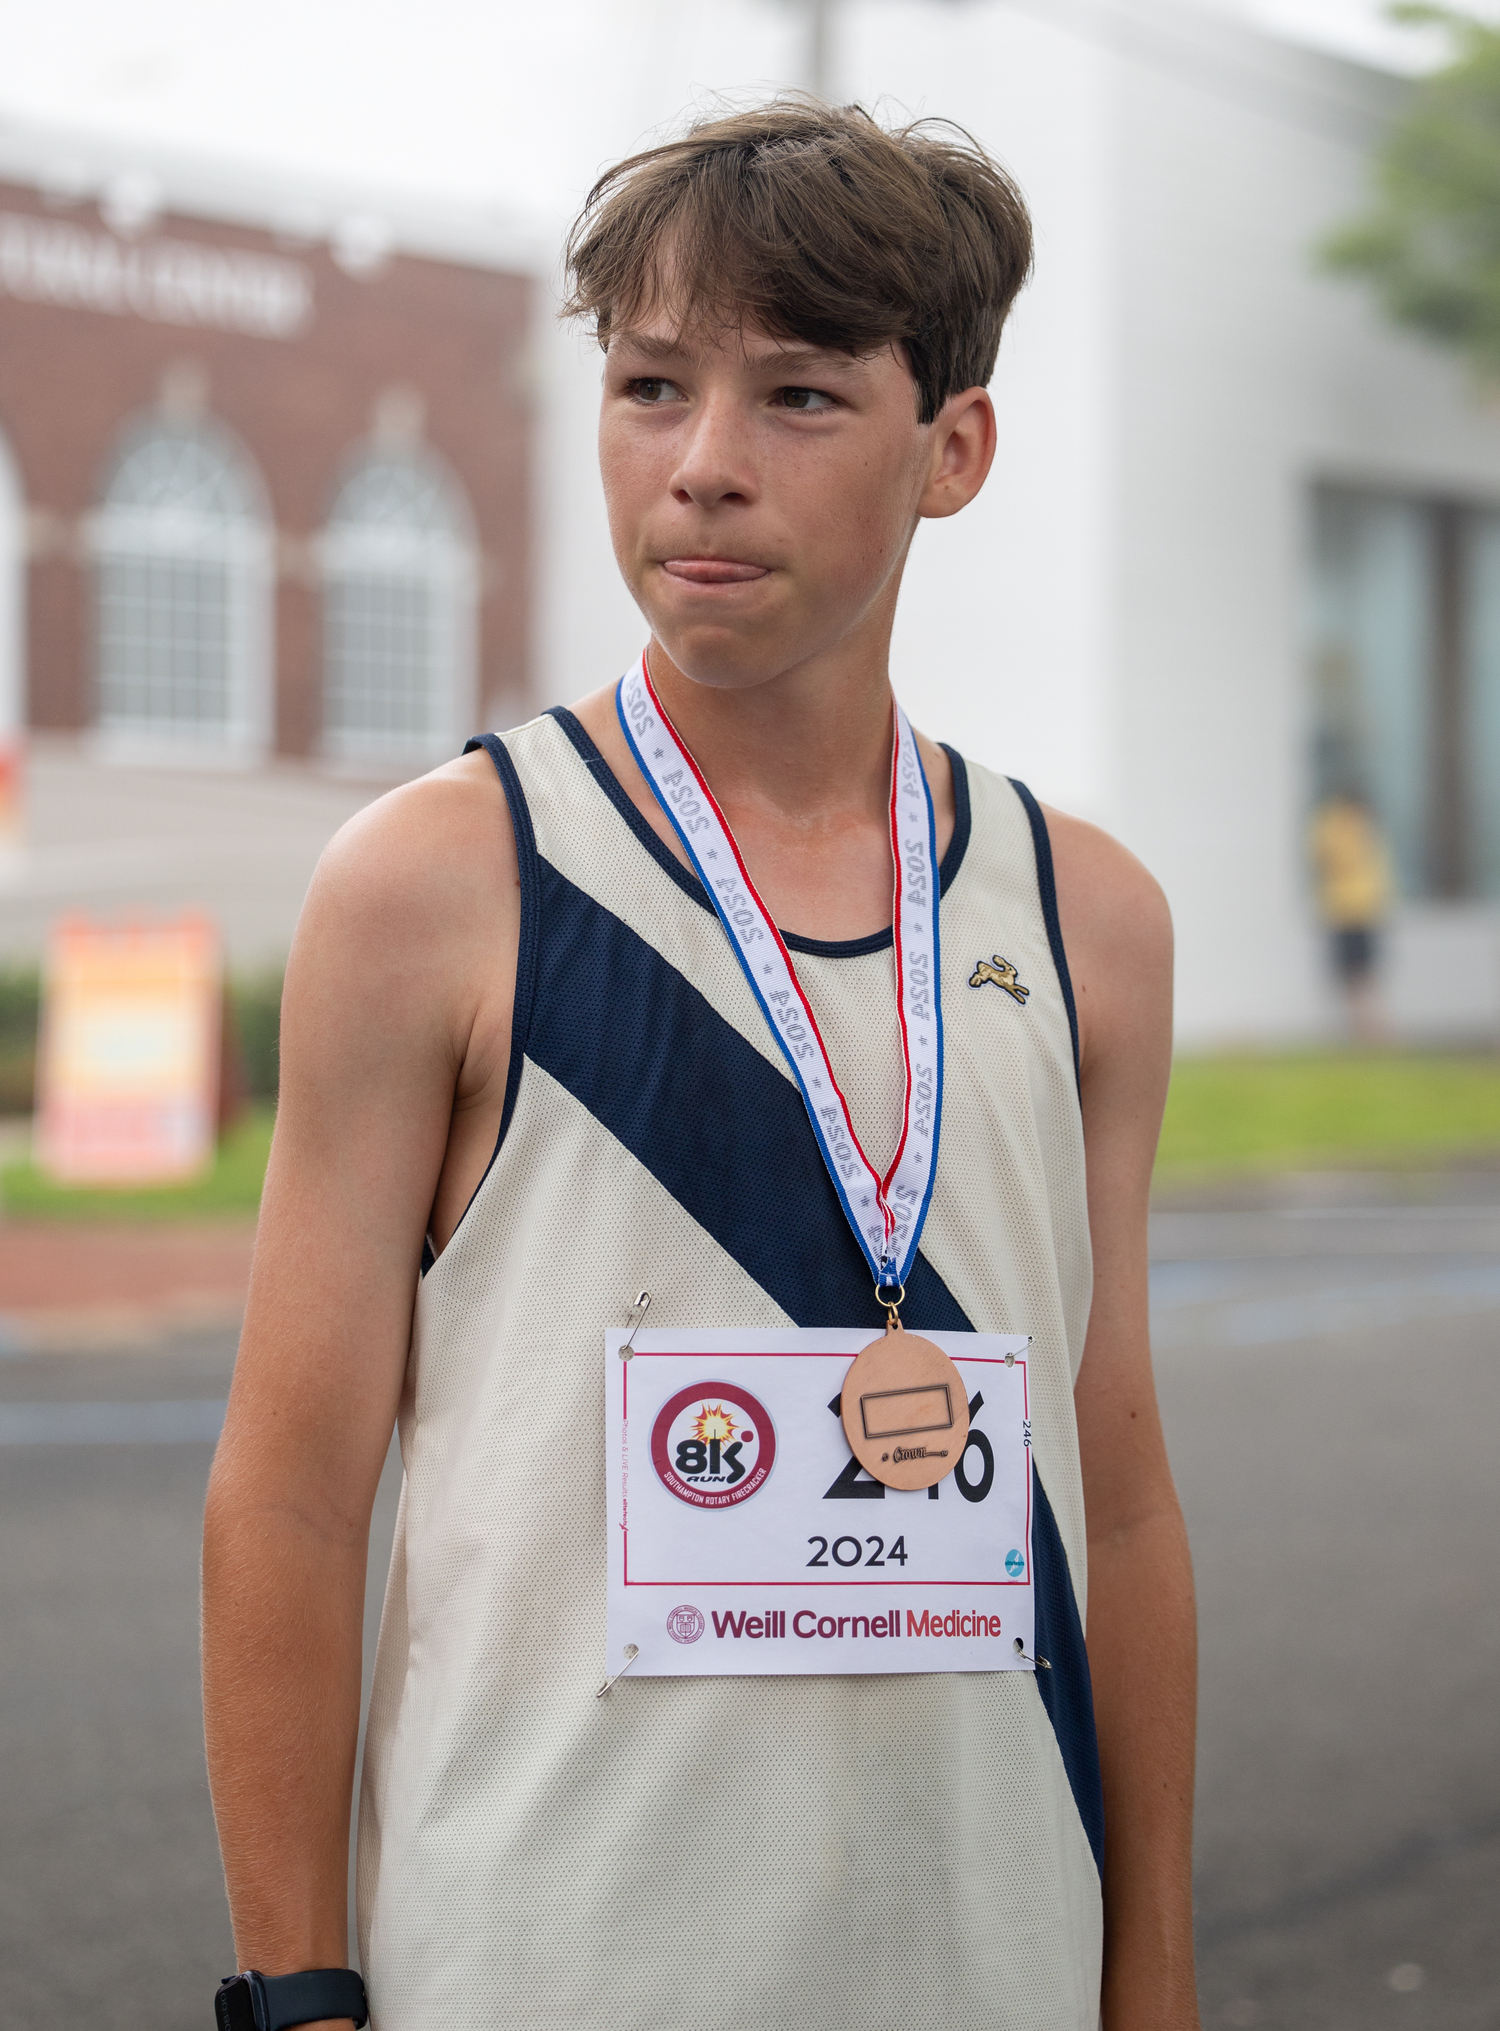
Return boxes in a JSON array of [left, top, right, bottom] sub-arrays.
[[1311, 484, 1500, 901]]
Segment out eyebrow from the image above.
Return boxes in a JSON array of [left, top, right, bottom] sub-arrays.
[[608, 330, 868, 379]]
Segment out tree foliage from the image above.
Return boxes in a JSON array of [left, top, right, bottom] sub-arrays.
[[1323, 6, 1500, 378]]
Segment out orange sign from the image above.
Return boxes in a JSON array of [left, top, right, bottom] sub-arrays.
[[0, 734, 21, 856], [36, 914, 222, 1185]]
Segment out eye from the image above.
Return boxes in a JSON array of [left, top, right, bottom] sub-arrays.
[[777, 386, 836, 412], [625, 376, 685, 405]]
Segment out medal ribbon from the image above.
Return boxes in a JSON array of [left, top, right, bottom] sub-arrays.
[[617, 650, 942, 1294]]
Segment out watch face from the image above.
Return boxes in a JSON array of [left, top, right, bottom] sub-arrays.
[[216, 1977, 258, 2031]]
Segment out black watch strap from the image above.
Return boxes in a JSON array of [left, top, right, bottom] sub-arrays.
[[216, 1968, 369, 2031]]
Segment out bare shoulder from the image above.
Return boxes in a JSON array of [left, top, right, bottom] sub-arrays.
[[306, 747, 515, 937], [1042, 805, 1171, 962], [1040, 804, 1172, 1075], [283, 747, 519, 1097]]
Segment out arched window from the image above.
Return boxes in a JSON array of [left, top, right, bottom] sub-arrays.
[[93, 418, 271, 752], [321, 449, 475, 762]]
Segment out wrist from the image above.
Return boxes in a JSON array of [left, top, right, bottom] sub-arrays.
[[215, 1969, 368, 2031]]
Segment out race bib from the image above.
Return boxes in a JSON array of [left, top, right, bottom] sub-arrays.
[[604, 1329, 1034, 1678]]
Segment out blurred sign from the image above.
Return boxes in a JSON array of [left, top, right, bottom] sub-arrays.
[[36, 914, 222, 1185], [0, 212, 313, 339], [0, 734, 20, 862]]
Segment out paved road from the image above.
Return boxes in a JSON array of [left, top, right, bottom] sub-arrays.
[[2, 1180, 1496, 2030], [1153, 1179, 1500, 2030]]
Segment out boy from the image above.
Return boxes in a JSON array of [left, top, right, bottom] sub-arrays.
[[204, 100, 1197, 2031]]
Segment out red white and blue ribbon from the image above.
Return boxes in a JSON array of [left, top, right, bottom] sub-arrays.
[[617, 650, 942, 1295]]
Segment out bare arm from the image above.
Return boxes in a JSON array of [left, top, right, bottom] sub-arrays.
[[202, 753, 517, 2010], [1047, 808, 1199, 2031]]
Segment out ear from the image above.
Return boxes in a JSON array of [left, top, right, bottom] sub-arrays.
[[917, 387, 997, 521]]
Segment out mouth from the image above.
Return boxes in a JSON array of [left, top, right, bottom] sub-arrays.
[[660, 557, 770, 586]]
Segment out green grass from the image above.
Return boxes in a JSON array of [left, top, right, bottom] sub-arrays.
[[0, 1103, 275, 1220], [1157, 1052, 1500, 1178], [2, 1056, 1498, 1216], [0, 965, 39, 1116]]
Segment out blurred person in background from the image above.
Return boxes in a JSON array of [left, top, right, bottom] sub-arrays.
[[203, 98, 1197, 2031], [1311, 788, 1391, 1042]]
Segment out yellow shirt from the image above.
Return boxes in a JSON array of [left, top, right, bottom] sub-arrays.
[[1311, 799, 1391, 928]]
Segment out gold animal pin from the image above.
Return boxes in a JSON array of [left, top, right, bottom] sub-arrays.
[[969, 955, 1029, 1004]]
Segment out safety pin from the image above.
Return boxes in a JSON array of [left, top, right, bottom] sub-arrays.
[[1013, 1637, 1051, 1669], [1003, 1336, 1034, 1369], [619, 1290, 652, 1360], [596, 1644, 640, 1698]]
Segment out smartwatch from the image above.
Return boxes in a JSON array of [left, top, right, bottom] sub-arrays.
[[215, 1968, 369, 2031]]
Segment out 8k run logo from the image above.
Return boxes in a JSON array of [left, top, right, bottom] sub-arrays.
[[650, 1380, 776, 1509]]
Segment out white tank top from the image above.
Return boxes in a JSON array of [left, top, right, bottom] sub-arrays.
[[357, 706, 1103, 2030]]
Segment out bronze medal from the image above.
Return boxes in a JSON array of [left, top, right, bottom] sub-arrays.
[[840, 1320, 970, 1490]]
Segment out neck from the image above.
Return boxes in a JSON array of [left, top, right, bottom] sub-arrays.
[[646, 638, 896, 829], [564, 619, 954, 943]]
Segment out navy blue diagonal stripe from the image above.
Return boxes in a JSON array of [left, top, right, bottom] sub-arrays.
[[1032, 1467, 1106, 1876], [526, 857, 968, 1333], [522, 859, 1104, 1869]]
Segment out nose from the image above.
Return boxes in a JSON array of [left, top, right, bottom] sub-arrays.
[[668, 391, 757, 511]]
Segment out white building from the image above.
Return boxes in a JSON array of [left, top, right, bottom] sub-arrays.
[[540, 0, 1500, 1046], [6, 0, 1500, 1045]]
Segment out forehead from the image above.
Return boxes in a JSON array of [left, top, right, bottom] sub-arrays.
[[606, 315, 899, 386]]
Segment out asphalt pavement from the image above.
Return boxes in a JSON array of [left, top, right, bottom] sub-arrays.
[[1154, 1173, 1500, 2030], [1, 1175, 1496, 2030]]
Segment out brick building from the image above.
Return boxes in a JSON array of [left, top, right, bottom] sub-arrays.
[[0, 131, 535, 773]]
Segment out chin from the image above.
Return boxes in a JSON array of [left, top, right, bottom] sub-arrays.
[[651, 621, 794, 694]]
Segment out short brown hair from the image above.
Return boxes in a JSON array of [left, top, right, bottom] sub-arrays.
[[562, 97, 1033, 426]]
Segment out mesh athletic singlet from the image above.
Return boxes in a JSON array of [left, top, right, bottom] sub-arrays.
[[356, 707, 1104, 2031]]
